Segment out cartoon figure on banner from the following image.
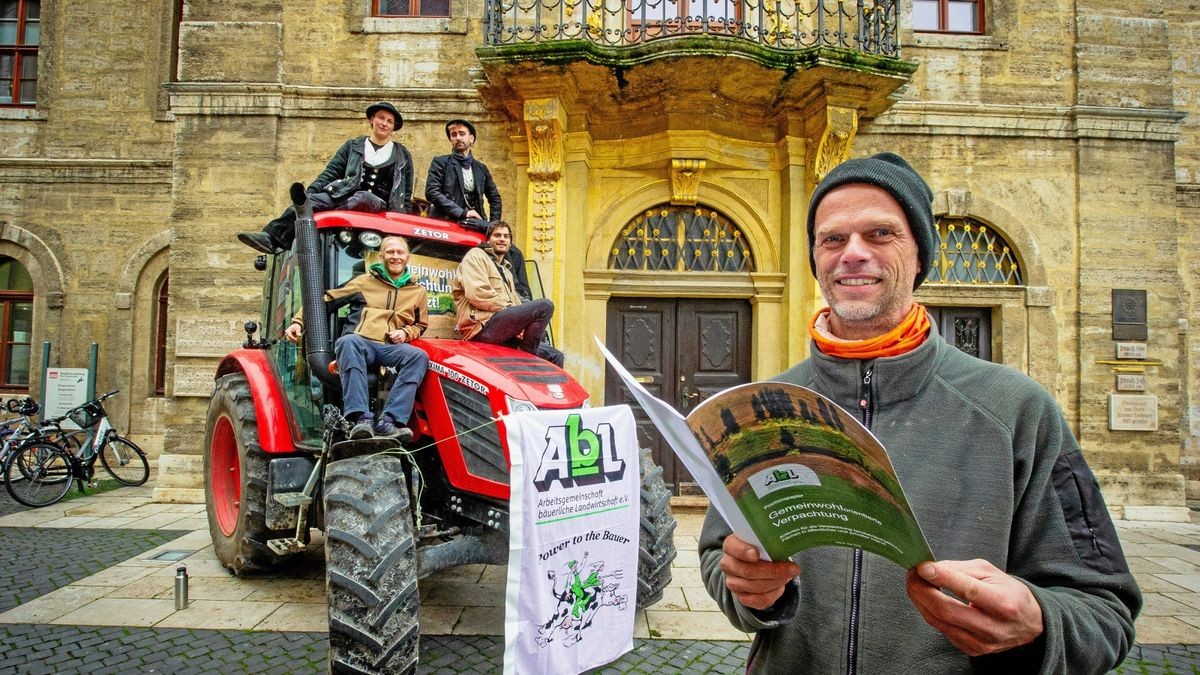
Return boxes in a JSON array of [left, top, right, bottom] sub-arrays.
[[535, 552, 627, 648]]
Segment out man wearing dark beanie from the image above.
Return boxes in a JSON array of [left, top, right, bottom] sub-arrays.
[[699, 152, 1140, 673]]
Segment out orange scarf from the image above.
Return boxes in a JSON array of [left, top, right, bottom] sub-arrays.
[[809, 303, 930, 360]]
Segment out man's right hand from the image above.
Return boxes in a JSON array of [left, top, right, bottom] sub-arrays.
[[283, 323, 302, 343], [720, 534, 800, 610], [465, 209, 483, 220]]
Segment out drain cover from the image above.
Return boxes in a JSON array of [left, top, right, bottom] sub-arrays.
[[146, 550, 195, 562]]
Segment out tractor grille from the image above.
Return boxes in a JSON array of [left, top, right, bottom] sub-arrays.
[[441, 379, 509, 485]]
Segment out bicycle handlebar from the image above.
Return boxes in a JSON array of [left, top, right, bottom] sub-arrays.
[[55, 389, 121, 423]]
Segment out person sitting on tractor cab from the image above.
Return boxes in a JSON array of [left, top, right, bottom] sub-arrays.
[[284, 235, 428, 442], [238, 101, 415, 254], [452, 221, 565, 367]]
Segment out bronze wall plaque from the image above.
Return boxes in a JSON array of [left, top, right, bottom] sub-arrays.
[[1111, 289, 1148, 340]]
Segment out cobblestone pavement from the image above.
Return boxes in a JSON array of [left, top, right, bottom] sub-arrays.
[[2, 487, 1199, 673], [0, 624, 1196, 674], [0, 526, 189, 612], [0, 626, 751, 674]]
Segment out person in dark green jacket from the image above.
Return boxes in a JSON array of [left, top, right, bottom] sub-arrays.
[[699, 153, 1141, 674]]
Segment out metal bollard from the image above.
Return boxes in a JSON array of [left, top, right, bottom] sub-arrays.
[[174, 565, 189, 610]]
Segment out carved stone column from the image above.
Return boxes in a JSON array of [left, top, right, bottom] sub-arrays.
[[523, 98, 566, 260]]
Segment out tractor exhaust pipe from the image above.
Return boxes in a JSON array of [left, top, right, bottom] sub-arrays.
[[292, 183, 338, 388]]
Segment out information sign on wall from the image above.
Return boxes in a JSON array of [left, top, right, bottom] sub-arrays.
[[1108, 394, 1158, 431]]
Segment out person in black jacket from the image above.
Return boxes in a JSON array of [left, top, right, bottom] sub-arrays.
[[238, 102, 415, 254], [425, 119, 531, 300]]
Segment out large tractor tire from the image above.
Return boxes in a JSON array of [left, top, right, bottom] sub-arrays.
[[204, 373, 295, 574], [636, 446, 677, 609], [325, 455, 420, 674]]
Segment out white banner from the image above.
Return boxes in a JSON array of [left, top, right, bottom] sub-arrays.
[[503, 406, 640, 675]]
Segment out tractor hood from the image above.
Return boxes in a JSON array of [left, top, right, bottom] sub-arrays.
[[419, 339, 589, 410]]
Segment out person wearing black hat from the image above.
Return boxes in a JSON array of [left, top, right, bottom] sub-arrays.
[[698, 152, 1139, 674], [238, 102, 414, 254], [425, 119, 530, 299]]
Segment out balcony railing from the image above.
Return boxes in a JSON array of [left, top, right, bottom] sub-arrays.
[[483, 0, 899, 56]]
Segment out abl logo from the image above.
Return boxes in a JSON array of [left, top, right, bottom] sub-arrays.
[[532, 414, 626, 492]]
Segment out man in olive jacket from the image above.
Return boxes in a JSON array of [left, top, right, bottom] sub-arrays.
[[284, 236, 427, 441], [699, 153, 1140, 674], [239, 102, 415, 253]]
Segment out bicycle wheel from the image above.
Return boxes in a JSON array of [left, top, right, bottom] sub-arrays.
[[4, 442, 74, 507], [99, 435, 149, 486], [6, 441, 68, 484]]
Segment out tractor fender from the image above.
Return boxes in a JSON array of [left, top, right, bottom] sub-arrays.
[[215, 349, 297, 454]]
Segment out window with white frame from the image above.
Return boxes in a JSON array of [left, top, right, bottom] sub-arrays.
[[913, 0, 983, 34]]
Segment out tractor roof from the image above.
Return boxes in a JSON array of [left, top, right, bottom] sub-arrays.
[[314, 210, 486, 251]]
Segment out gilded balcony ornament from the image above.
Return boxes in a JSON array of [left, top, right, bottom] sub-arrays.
[[808, 105, 859, 188], [764, 0, 795, 47], [670, 159, 706, 205]]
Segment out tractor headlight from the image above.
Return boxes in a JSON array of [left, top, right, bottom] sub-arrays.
[[338, 230, 355, 244], [359, 231, 382, 248], [505, 396, 538, 414]]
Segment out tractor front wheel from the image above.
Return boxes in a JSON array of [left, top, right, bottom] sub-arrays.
[[325, 454, 420, 674]]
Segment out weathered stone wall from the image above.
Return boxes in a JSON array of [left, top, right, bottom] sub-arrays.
[[0, 0, 175, 456], [1167, 2, 1200, 499]]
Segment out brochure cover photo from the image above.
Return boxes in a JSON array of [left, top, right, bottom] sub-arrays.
[[596, 337, 933, 569]]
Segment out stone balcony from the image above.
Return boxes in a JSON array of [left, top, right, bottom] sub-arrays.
[[475, 0, 917, 140]]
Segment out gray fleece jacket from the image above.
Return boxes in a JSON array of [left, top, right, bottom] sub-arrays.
[[698, 330, 1141, 674]]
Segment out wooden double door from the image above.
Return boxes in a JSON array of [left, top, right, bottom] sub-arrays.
[[605, 298, 751, 496]]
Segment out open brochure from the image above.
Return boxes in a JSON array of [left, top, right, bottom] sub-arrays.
[[595, 337, 933, 569]]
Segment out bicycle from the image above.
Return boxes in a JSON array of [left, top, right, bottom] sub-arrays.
[[0, 398, 83, 483], [3, 390, 149, 508]]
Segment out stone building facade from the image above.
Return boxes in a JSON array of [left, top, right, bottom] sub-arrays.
[[0, 0, 1196, 515]]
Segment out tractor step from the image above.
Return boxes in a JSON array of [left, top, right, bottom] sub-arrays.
[[267, 537, 307, 555], [330, 436, 404, 461], [273, 492, 312, 507]]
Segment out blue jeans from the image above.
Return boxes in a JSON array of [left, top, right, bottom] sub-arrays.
[[334, 334, 429, 424], [473, 299, 564, 366]]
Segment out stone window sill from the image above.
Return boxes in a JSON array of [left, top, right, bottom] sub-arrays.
[[0, 107, 46, 121], [912, 33, 1008, 51], [358, 16, 468, 34]]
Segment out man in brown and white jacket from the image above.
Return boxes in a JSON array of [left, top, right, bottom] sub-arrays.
[[451, 221, 564, 366], [285, 235, 428, 441]]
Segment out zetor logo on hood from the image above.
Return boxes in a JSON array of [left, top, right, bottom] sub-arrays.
[[532, 414, 627, 492]]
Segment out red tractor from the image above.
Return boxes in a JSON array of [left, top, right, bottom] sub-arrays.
[[202, 191, 677, 673]]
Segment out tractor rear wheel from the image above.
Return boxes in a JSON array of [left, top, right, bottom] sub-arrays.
[[636, 446, 677, 609], [204, 373, 295, 574], [325, 454, 420, 674]]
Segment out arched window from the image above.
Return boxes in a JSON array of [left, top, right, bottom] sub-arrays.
[[0, 256, 33, 390], [609, 205, 754, 272], [153, 271, 169, 396], [927, 216, 1021, 285]]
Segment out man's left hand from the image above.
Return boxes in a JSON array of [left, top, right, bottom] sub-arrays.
[[905, 559, 1044, 657], [386, 330, 408, 344]]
